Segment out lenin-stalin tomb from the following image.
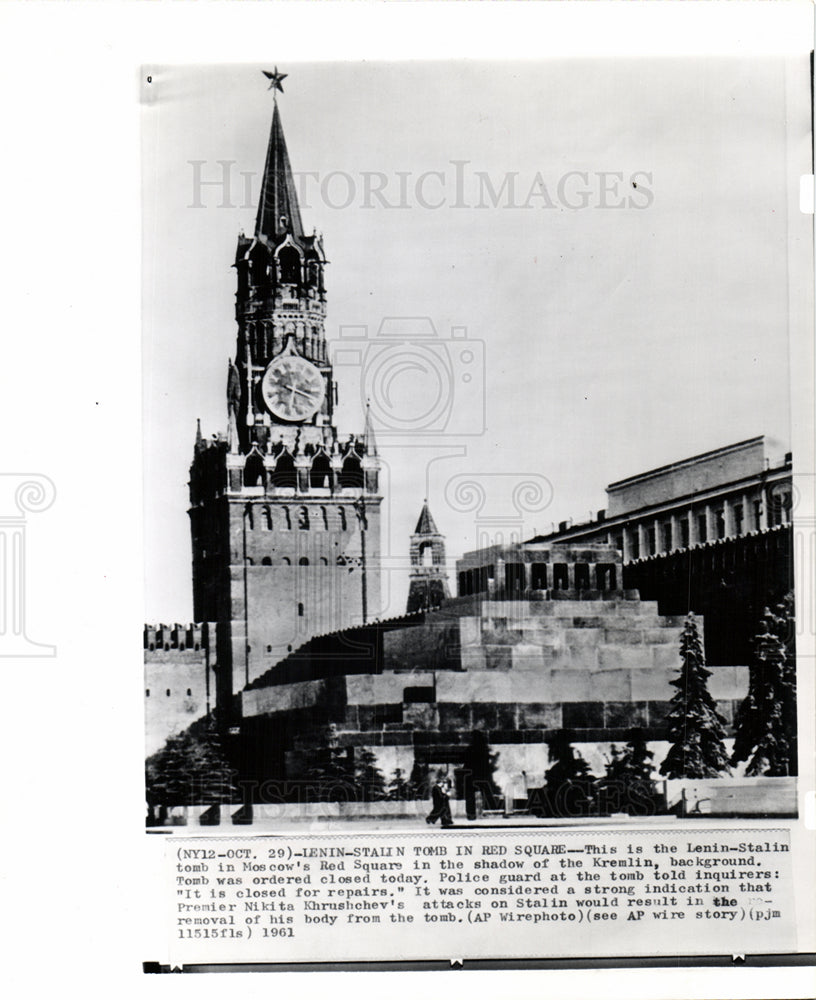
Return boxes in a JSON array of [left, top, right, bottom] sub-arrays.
[[145, 74, 795, 818], [236, 540, 746, 796]]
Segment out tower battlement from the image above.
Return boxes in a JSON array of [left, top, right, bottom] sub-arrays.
[[144, 623, 217, 757], [144, 622, 209, 653]]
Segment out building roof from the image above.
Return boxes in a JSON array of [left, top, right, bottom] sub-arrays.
[[414, 502, 439, 535], [244, 607, 431, 691], [255, 103, 305, 241], [605, 436, 767, 493]]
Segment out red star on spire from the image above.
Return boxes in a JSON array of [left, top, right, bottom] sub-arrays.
[[262, 67, 288, 95]]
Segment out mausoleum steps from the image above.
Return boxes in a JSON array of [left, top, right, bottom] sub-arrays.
[[476, 598, 657, 617]]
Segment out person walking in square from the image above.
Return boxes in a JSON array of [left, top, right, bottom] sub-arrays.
[[426, 771, 453, 827]]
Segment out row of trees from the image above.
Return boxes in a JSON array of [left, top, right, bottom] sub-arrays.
[[530, 727, 661, 817], [146, 726, 498, 809], [662, 597, 796, 779], [531, 596, 797, 817], [146, 597, 797, 813]]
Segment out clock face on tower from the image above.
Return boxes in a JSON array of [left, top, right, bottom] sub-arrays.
[[260, 353, 326, 422]]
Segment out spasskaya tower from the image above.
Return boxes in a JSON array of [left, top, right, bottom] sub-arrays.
[[188, 70, 382, 708]]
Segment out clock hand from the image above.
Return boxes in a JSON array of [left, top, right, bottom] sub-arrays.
[[281, 383, 315, 400]]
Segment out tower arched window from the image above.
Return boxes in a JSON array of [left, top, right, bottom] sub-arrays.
[[298, 602, 304, 617], [320, 506, 328, 530], [339, 454, 363, 489], [236, 259, 249, 298], [282, 507, 291, 530], [420, 543, 434, 567], [298, 506, 309, 530], [278, 246, 301, 285], [263, 506, 273, 530], [299, 557, 309, 566], [261, 556, 272, 566], [310, 453, 332, 489], [337, 506, 347, 531], [250, 246, 268, 285], [243, 453, 266, 489], [272, 451, 296, 489], [306, 258, 323, 290]]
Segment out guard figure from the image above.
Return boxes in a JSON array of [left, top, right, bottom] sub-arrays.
[[426, 772, 454, 828]]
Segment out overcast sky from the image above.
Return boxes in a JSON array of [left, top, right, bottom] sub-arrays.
[[143, 58, 810, 622]]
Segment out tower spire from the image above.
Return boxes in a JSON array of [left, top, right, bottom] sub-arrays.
[[363, 401, 378, 457], [407, 501, 450, 613], [414, 500, 438, 535], [255, 69, 303, 240]]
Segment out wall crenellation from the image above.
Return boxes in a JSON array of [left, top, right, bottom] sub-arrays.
[[144, 622, 209, 653]]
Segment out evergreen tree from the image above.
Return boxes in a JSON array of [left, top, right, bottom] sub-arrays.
[[543, 729, 596, 817], [304, 744, 387, 803], [732, 595, 797, 776], [603, 744, 625, 778], [353, 747, 387, 802], [546, 729, 595, 784], [462, 731, 501, 817], [146, 717, 236, 807], [387, 767, 413, 801], [660, 614, 730, 779], [409, 758, 431, 801], [604, 728, 654, 782], [304, 744, 356, 802], [597, 728, 659, 815]]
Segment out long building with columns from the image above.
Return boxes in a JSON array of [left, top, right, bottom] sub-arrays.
[[517, 436, 793, 667], [526, 436, 792, 561]]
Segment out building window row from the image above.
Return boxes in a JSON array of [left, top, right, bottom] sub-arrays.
[[616, 487, 792, 561], [244, 505, 349, 532], [246, 322, 327, 365], [244, 453, 364, 491], [145, 641, 200, 652], [457, 561, 616, 596], [243, 555, 334, 567]]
